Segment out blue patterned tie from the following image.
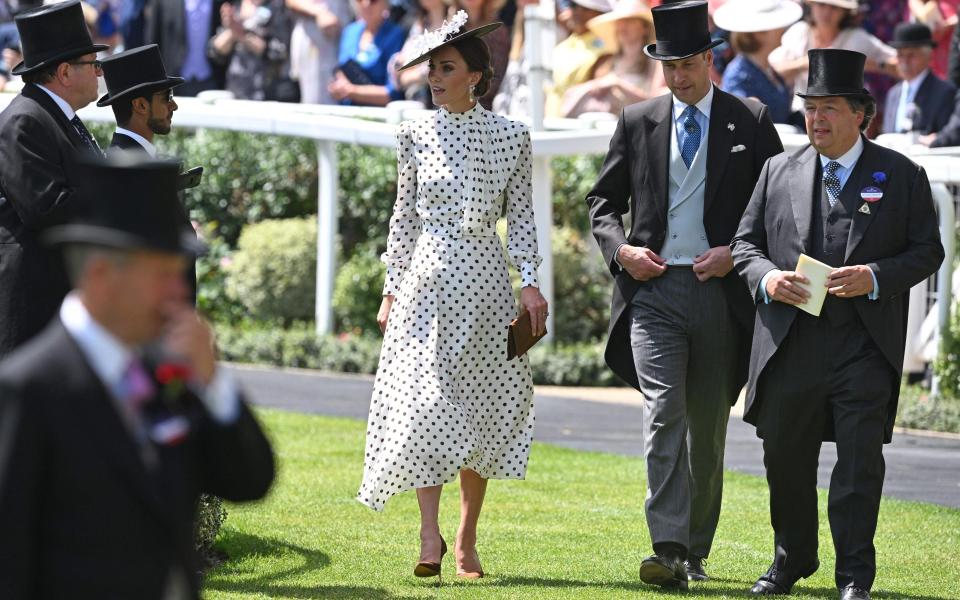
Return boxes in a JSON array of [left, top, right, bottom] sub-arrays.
[[680, 106, 701, 168], [823, 160, 842, 207]]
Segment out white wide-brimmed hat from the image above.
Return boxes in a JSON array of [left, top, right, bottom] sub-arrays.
[[587, 0, 653, 52], [713, 0, 802, 33], [571, 0, 614, 15], [806, 0, 858, 10]]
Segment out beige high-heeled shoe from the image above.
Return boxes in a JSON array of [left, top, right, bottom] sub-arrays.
[[455, 547, 484, 579]]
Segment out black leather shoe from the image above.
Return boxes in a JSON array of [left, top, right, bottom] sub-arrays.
[[749, 560, 819, 595], [640, 554, 688, 590], [839, 586, 870, 600], [684, 556, 708, 581]]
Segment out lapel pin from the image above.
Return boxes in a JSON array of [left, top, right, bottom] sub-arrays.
[[858, 203, 871, 215], [727, 123, 735, 131], [860, 186, 883, 202]]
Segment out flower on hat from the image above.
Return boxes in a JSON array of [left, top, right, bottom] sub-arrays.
[[408, 10, 469, 61], [872, 171, 887, 184]]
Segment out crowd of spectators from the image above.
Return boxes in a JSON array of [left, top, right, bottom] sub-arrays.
[[3, 0, 960, 140]]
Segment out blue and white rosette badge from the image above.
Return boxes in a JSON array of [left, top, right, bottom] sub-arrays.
[[861, 171, 886, 202], [858, 171, 886, 214], [407, 11, 469, 64]]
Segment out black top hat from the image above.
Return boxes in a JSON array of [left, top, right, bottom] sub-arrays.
[[889, 22, 936, 49], [97, 45, 185, 107], [398, 16, 502, 71], [11, 1, 109, 76], [43, 156, 205, 256], [644, 1, 722, 61], [797, 48, 870, 99]]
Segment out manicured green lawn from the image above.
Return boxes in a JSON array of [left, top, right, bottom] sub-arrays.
[[204, 409, 960, 599]]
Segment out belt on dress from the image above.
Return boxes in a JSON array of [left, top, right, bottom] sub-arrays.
[[420, 221, 497, 238]]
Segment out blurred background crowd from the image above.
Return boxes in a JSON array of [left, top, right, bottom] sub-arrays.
[[2, 0, 960, 139]]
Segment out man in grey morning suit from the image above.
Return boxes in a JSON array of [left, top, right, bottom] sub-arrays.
[[586, 0, 783, 589], [731, 49, 943, 600]]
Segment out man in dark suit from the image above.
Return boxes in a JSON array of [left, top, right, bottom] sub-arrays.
[[732, 49, 943, 600], [0, 157, 275, 599], [0, 0, 107, 359], [99, 43, 204, 299], [586, 0, 783, 589], [882, 22, 955, 135], [146, 0, 226, 95]]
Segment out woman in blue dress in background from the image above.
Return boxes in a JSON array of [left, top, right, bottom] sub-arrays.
[[714, 0, 802, 126], [328, 0, 408, 105]]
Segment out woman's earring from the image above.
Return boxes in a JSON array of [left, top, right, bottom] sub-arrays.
[[469, 84, 476, 102]]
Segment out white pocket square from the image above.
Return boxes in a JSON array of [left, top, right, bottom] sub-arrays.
[[731, 144, 747, 153]]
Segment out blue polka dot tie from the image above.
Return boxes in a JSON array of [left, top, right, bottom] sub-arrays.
[[680, 106, 701, 168], [823, 160, 842, 207]]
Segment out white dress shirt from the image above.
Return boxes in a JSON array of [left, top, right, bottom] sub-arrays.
[[36, 84, 76, 120], [895, 69, 929, 133]]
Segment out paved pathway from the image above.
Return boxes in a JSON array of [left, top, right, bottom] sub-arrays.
[[227, 364, 960, 509]]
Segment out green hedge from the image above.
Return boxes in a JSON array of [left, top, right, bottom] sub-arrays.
[[897, 385, 960, 433], [333, 248, 386, 335], [225, 217, 317, 325], [215, 323, 621, 387]]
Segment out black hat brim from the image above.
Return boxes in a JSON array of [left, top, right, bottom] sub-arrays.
[[796, 89, 872, 99], [96, 76, 186, 107], [11, 43, 110, 75], [643, 38, 723, 62], [43, 224, 206, 256], [398, 22, 502, 71]]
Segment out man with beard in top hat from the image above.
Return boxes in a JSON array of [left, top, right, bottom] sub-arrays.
[[586, 0, 783, 590], [99, 43, 200, 297], [0, 156, 275, 599], [99, 44, 184, 158], [0, 0, 106, 359], [732, 49, 943, 600]]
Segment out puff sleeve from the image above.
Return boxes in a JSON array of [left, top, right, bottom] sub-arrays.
[[380, 120, 419, 296]]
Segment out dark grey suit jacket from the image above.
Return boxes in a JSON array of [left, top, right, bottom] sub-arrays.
[[586, 88, 783, 392], [882, 72, 956, 134], [731, 139, 944, 441], [0, 84, 91, 356], [106, 132, 199, 300], [0, 319, 275, 599]]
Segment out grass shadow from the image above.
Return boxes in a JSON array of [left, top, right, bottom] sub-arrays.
[[203, 530, 420, 599], [487, 577, 956, 599]]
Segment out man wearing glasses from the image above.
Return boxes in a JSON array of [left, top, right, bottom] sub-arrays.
[[0, 0, 107, 358], [99, 44, 201, 298]]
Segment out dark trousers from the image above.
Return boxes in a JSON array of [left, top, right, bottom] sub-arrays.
[[629, 267, 740, 559], [757, 311, 895, 591]]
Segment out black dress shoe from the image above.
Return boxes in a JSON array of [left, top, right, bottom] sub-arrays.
[[749, 560, 819, 595], [684, 556, 708, 581], [640, 554, 688, 590], [839, 586, 870, 600]]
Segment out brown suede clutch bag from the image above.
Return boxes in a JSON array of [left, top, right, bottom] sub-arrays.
[[507, 309, 546, 360]]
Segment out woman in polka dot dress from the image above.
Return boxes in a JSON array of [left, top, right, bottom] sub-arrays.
[[356, 13, 548, 580]]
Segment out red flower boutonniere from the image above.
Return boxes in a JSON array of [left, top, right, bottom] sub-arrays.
[[155, 363, 193, 401]]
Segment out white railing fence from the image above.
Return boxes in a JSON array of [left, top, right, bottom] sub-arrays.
[[1, 94, 957, 389]]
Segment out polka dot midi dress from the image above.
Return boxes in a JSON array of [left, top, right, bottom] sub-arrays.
[[357, 103, 542, 511]]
